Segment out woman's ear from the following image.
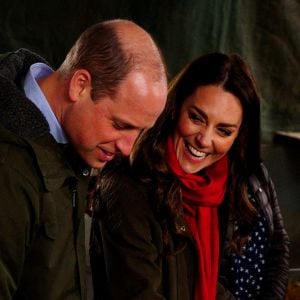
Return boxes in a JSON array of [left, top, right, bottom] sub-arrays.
[[68, 69, 92, 102]]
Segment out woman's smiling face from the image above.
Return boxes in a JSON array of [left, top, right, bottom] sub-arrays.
[[173, 85, 243, 174]]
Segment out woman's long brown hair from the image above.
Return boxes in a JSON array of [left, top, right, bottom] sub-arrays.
[[130, 52, 262, 253]]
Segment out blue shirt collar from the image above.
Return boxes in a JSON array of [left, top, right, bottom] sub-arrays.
[[23, 62, 68, 144]]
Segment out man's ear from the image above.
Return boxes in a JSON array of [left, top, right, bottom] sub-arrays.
[[68, 69, 92, 102]]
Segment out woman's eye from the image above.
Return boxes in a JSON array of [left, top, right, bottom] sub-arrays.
[[189, 112, 205, 123], [218, 128, 232, 136]]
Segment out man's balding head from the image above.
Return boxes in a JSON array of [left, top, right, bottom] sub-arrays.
[[50, 19, 167, 168], [58, 19, 167, 100]]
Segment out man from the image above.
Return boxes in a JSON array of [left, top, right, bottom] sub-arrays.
[[0, 19, 167, 299]]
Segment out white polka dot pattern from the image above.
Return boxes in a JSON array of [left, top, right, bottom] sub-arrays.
[[228, 193, 268, 299]]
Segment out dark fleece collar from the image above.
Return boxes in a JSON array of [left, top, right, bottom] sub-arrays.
[[0, 48, 51, 140], [0, 49, 93, 181]]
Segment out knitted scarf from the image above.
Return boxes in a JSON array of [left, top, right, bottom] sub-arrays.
[[166, 136, 228, 300]]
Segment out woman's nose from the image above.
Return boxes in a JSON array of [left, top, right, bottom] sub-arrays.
[[195, 129, 212, 148]]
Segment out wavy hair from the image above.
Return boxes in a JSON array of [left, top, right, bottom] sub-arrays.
[[130, 52, 262, 253]]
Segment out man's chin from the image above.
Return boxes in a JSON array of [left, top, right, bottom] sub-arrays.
[[91, 160, 108, 170], [81, 157, 108, 170]]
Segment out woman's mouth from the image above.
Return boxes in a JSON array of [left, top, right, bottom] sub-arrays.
[[184, 141, 207, 160]]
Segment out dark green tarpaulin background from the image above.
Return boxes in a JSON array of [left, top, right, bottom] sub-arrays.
[[1, 0, 299, 141], [1, 1, 300, 269]]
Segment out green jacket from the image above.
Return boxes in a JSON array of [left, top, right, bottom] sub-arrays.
[[90, 159, 289, 300], [90, 159, 196, 300], [89, 160, 235, 300], [0, 49, 90, 299]]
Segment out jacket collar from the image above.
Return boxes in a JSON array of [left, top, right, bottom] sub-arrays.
[[29, 135, 76, 191], [0, 49, 50, 140], [0, 49, 88, 191]]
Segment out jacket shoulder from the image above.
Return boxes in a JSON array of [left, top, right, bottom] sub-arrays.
[[100, 159, 149, 203], [0, 51, 11, 62], [0, 127, 42, 184], [97, 159, 155, 229]]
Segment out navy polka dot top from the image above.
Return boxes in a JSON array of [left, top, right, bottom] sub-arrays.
[[229, 193, 269, 299]]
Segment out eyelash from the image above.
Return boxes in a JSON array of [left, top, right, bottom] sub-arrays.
[[113, 122, 125, 130], [189, 112, 205, 123], [218, 128, 232, 137], [188, 112, 233, 137]]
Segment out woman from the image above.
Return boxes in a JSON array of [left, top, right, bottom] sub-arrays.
[[89, 53, 289, 300]]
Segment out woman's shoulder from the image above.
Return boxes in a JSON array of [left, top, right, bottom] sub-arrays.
[[248, 162, 272, 190], [99, 158, 152, 216], [95, 158, 162, 237], [248, 162, 277, 219], [101, 157, 146, 194]]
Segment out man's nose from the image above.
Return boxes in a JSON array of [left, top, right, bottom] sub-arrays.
[[116, 133, 140, 156]]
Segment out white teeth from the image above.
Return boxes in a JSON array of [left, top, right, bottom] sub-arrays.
[[187, 144, 207, 158]]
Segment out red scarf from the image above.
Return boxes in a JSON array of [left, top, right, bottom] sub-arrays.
[[165, 136, 228, 300]]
